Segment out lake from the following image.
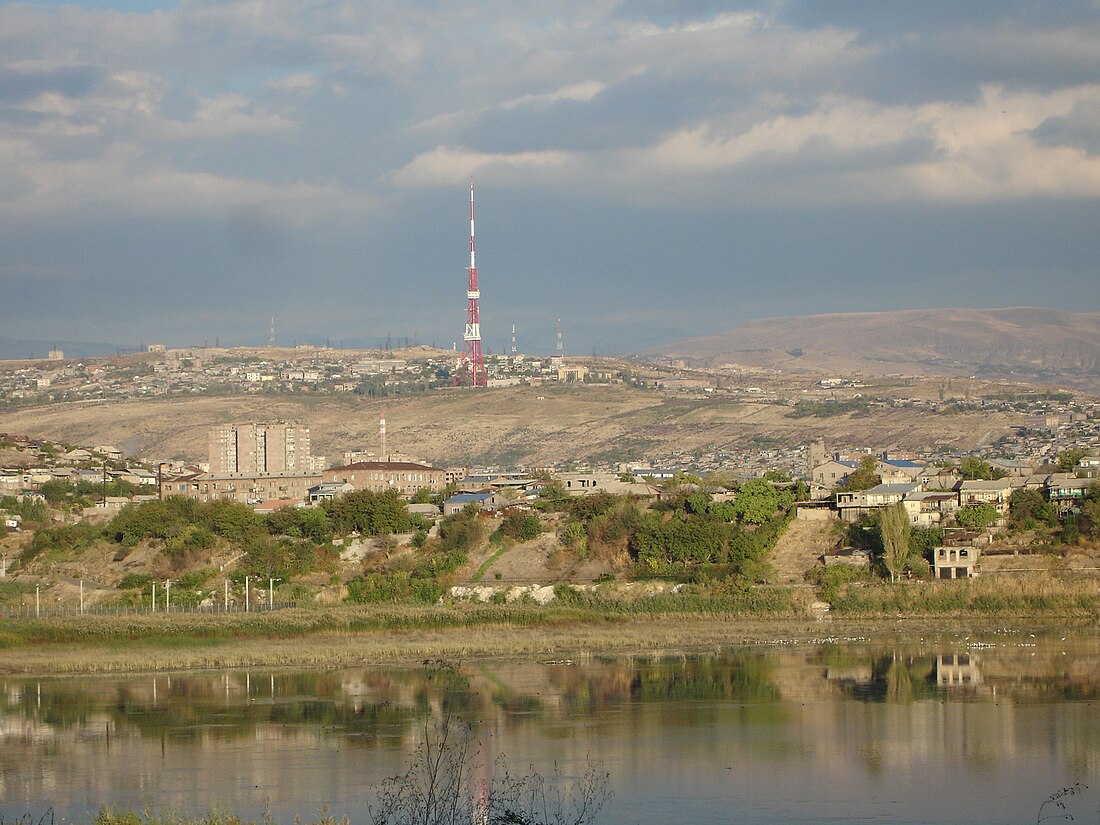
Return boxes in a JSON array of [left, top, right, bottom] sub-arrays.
[[1, 628, 1097, 824]]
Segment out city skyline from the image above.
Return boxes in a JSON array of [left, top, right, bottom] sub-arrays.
[[1, 1, 1098, 354]]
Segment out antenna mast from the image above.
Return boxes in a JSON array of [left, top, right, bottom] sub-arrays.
[[457, 178, 488, 386], [511, 322, 517, 355], [556, 318, 564, 357]]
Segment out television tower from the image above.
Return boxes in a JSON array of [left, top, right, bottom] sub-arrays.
[[510, 322, 517, 355], [456, 178, 488, 386], [379, 412, 387, 460], [556, 318, 564, 357]]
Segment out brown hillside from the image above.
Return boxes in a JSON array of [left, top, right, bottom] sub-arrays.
[[0, 382, 1025, 467], [651, 308, 1100, 391]]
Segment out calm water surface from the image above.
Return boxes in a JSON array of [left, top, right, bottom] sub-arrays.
[[1, 630, 1098, 824]]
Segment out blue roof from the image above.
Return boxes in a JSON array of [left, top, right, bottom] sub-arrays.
[[881, 460, 921, 468], [446, 493, 493, 503]]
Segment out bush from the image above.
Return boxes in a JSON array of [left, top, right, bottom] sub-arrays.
[[345, 571, 443, 604], [324, 488, 416, 535], [956, 503, 999, 530], [500, 511, 541, 542], [118, 573, 154, 590], [805, 564, 865, 602]]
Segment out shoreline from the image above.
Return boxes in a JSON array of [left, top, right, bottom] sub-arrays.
[[0, 610, 1094, 677]]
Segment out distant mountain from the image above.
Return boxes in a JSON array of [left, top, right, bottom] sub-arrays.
[[649, 308, 1100, 390], [0, 336, 123, 360]]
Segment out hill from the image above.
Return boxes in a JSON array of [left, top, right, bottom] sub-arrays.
[[0, 381, 1026, 468], [649, 308, 1100, 391]]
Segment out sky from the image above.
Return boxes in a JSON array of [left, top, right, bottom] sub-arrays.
[[1, 0, 1099, 355]]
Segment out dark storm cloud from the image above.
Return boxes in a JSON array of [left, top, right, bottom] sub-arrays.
[[1032, 101, 1100, 156], [0, 64, 103, 103]]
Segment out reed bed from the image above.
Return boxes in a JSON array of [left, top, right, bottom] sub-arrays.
[[0, 577, 1097, 676], [831, 573, 1100, 617]]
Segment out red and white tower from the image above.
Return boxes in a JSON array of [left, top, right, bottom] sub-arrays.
[[457, 178, 488, 387]]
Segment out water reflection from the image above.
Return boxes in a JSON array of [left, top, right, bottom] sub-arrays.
[[1, 634, 1098, 824]]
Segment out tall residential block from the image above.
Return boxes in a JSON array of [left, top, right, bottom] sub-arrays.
[[208, 422, 311, 475]]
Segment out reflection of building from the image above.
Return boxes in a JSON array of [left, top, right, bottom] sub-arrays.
[[209, 423, 311, 475], [933, 545, 980, 578], [936, 654, 982, 687]]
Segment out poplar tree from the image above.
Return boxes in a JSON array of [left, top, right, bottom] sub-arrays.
[[879, 503, 911, 582]]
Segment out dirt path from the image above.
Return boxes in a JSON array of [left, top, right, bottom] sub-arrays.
[[770, 516, 840, 585]]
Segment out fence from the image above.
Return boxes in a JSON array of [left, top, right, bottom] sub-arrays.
[[0, 600, 300, 619]]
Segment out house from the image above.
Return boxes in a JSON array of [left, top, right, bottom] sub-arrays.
[[254, 498, 306, 514], [904, 491, 958, 527], [407, 503, 442, 519], [307, 482, 355, 504], [1046, 473, 1094, 513], [876, 459, 924, 484], [933, 545, 979, 579], [835, 483, 922, 523], [918, 466, 961, 491], [456, 473, 535, 493], [557, 472, 639, 496], [811, 460, 859, 488], [957, 479, 1017, 513], [988, 458, 1033, 477], [443, 492, 504, 516]]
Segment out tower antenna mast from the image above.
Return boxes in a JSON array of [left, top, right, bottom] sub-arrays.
[[457, 178, 488, 386]]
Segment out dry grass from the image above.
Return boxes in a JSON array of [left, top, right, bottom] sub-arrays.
[[0, 601, 1094, 676]]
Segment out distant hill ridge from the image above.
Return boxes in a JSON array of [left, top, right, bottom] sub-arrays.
[[650, 308, 1100, 389]]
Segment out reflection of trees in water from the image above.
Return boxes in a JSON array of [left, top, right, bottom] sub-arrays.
[[9, 682, 96, 727], [630, 655, 781, 703], [2, 657, 785, 746], [838, 654, 938, 703], [539, 654, 781, 715]]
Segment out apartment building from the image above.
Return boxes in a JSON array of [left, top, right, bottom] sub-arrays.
[[209, 422, 311, 475]]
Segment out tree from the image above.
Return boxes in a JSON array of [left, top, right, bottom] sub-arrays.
[[959, 457, 1006, 481], [1058, 448, 1088, 473], [1008, 488, 1056, 529], [956, 503, 998, 530], [839, 456, 881, 492], [879, 503, 911, 583], [500, 511, 542, 542], [733, 479, 789, 524]]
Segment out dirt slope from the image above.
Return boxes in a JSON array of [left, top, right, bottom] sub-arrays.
[[770, 516, 841, 585]]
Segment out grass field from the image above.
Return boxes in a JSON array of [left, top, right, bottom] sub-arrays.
[[0, 579, 1097, 676]]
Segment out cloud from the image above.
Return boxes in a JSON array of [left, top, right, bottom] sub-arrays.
[[1032, 100, 1100, 156], [390, 145, 571, 188], [266, 71, 321, 94]]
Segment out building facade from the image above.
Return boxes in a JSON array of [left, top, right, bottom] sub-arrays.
[[322, 461, 446, 497], [208, 423, 311, 475], [161, 471, 321, 504]]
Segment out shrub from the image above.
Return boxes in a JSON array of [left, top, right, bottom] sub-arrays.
[[500, 511, 542, 542], [956, 503, 998, 530], [345, 572, 443, 604]]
